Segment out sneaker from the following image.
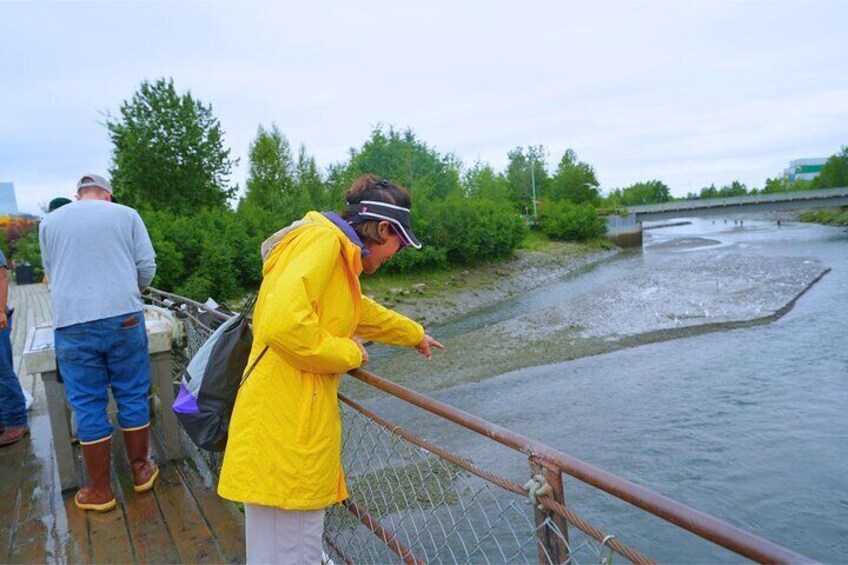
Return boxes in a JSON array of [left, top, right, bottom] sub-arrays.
[[0, 426, 29, 446]]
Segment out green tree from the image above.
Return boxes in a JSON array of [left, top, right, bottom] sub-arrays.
[[549, 149, 599, 205], [295, 145, 327, 210], [337, 127, 461, 203], [718, 180, 748, 197], [462, 161, 510, 201], [107, 78, 236, 213], [813, 146, 848, 188], [611, 180, 671, 206], [699, 184, 719, 199], [505, 146, 549, 213], [242, 124, 309, 223]]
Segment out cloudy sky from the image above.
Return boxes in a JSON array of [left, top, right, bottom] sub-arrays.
[[2, 0, 846, 214]]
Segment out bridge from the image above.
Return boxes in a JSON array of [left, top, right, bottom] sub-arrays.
[[627, 187, 848, 221]]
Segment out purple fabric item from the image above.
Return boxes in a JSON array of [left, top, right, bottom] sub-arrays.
[[173, 383, 200, 414], [323, 212, 369, 257]]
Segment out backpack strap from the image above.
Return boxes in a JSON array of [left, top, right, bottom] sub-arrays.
[[239, 291, 259, 319], [237, 290, 265, 388], [239, 345, 269, 388]]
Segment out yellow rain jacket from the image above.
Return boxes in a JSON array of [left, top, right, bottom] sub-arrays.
[[217, 212, 424, 510]]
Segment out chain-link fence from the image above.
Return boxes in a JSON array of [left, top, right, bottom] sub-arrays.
[[325, 394, 651, 565], [145, 287, 811, 565]]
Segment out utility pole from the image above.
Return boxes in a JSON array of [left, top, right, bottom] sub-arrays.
[[530, 153, 538, 220]]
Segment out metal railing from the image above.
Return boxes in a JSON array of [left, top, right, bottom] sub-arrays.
[[144, 287, 815, 564], [625, 186, 848, 215]]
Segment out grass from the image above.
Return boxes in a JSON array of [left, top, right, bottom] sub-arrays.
[[798, 207, 848, 226], [362, 231, 613, 299]]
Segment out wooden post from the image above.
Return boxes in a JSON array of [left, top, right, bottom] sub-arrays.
[[529, 459, 570, 564], [41, 370, 80, 492], [150, 350, 181, 460]]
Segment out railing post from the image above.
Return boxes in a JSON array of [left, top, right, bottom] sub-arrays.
[[530, 458, 570, 564]]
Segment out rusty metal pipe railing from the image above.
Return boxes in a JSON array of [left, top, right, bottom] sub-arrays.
[[348, 367, 816, 564], [339, 393, 654, 564], [342, 499, 426, 565]]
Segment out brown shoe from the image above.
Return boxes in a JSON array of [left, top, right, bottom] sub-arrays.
[[123, 425, 159, 493], [75, 437, 117, 512], [0, 426, 29, 446]]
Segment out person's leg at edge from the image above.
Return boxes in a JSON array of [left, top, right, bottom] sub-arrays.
[[0, 313, 29, 446], [245, 504, 325, 564], [55, 322, 116, 512], [105, 311, 158, 493]]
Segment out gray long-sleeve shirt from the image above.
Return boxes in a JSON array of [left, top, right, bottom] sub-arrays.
[[39, 200, 156, 329]]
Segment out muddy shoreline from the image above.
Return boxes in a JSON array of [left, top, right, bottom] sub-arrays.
[[352, 241, 831, 397], [366, 242, 620, 328]]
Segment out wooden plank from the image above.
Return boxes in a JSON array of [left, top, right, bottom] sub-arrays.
[[43, 374, 80, 491], [111, 428, 181, 564], [86, 451, 135, 564], [175, 457, 245, 563], [59, 492, 92, 564], [87, 507, 135, 564], [150, 440, 225, 564], [6, 410, 56, 563], [6, 521, 48, 564]]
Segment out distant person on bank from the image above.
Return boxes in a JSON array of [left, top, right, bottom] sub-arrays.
[[0, 247, 29, 447], [39, 174, 158, 512], [218, 175, 444, 564]]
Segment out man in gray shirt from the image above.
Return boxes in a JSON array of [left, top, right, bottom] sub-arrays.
[[40, 174, 159, 513]]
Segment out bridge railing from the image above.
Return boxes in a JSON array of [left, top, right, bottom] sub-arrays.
[[626, 186, 848, 215], [144, 287, 815, 564]]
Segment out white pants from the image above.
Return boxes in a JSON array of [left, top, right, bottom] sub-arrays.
[[245, 504, 326, 565]]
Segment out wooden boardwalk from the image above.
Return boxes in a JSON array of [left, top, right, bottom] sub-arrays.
[[0, 283, 245, 564]]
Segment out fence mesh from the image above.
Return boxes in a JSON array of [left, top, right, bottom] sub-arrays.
[[147, 290, 647, 564], [324, 399, 643, 564]]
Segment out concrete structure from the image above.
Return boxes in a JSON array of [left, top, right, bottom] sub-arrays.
[[605, 213, 643, 247], [783, 158, 827, 182], [627, 187, 848, 221], [0, 182, 19, 215]]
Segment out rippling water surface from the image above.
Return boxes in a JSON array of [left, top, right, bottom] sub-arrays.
[[376, 219, 848, 562]]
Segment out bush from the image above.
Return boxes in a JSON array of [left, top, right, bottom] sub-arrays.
[[11, 228, 43, 279], [140, 207, 254, 302], [383, 197, 527, 273], [537, 200, 606, 241]]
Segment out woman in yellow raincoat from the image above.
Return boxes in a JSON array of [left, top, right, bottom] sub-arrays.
[[218, 175, 443, 563]]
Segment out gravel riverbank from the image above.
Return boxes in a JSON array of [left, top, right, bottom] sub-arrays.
[[357, 240, 830, 395]]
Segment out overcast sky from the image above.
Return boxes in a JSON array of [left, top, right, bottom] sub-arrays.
[[2, 0, 846, 214]]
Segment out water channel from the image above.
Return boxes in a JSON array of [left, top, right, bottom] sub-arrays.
[[369, 218, 847, 562]]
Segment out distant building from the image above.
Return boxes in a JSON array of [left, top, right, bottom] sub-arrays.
[[0, 183, 20, 215], [783, 158, 827, 182]]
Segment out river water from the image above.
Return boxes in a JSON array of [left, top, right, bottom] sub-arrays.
[[369, 219, 848, 562]]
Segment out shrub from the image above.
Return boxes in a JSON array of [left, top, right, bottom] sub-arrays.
[[537, 200, 606, 241]]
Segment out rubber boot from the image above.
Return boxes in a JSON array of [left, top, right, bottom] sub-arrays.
[[123, 425, 159, 493], [75, 437, 117, 512]]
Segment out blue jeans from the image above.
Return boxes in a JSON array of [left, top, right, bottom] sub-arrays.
[[0, 314, 27, 427], [55, 311, 151, 443]]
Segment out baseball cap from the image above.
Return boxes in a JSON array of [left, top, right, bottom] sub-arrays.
[[77, 174, 112, 194]]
